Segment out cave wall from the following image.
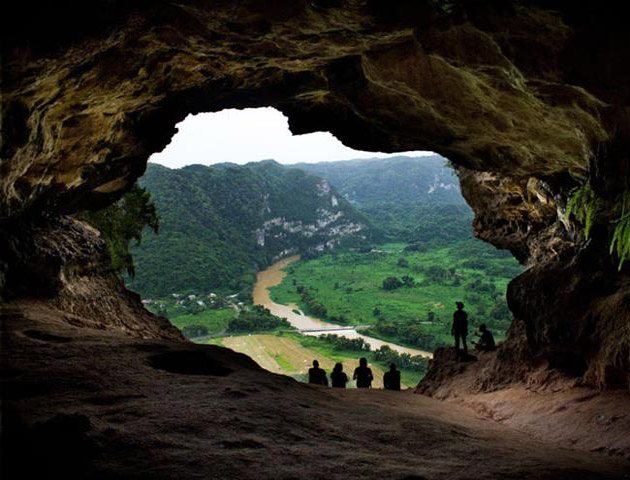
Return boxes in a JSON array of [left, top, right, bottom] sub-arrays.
[[2, 1, 628, 387], [0, 215, 182, 340]]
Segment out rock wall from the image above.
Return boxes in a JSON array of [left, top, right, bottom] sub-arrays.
[[4, 1, 625, 218], [2, 1, 628, 387], [0, 215, 182, 340]]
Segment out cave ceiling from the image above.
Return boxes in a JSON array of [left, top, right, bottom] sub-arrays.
[[2, 1, 628, 223]]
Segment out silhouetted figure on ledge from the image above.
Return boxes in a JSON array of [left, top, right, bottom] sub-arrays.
[[308, 360, 328, 386], [353, 357, 374, 388], [383, 363, 401, 391], [474, 324, 496, 352], [451, 301, 469, 360], [330, 362, 348, 388]]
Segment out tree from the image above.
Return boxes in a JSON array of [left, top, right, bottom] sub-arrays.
[[227, 305, 291, 333], [81, 184, 159, 277], [490, 299, 511, 321], [397, 257, 409, 268], [425, 265, 448, 283], [382, 276, 403, 291]]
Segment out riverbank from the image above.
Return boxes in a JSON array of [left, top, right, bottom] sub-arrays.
[[253, 256, 432, 358]]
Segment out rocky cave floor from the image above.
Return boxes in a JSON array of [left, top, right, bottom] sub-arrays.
[[2, 301, 629, 480]]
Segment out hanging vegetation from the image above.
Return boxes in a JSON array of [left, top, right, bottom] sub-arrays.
[[565, 184, 600, 239], [565, 183, 629, 270], [610, 191, 630, 270]]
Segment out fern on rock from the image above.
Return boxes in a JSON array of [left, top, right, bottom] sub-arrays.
[[610, 190, 630, 270]]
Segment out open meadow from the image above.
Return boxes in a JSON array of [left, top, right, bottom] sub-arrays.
[[209, 333, 423, 388]]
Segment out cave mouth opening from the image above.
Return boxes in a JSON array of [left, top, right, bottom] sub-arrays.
[[97, 106, 523, 387], [2, 6, 630, 476]]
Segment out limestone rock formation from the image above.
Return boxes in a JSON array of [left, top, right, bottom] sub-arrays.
[[3, 1, 627, 217], [1, 1, 629, 390], [0, 215, 182, 340]]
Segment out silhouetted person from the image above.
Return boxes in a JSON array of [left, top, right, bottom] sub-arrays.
[[330, 362, 348, 388], [383, 363, 401, 391], [451, 301, 468, 360], [353, 357, 373, 388], [474, 324, 496, 352], [308, 360, 328, 386]]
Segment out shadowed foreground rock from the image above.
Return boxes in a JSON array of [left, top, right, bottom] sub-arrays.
[[2, 303, 629, 479], [418, 347, 630, 460]]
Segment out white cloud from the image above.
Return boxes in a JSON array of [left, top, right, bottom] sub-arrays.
[[149, 107, 432, 168]]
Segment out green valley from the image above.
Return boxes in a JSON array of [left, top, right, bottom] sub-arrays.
[[270, 241, 521, 351], [129, 160, 374, 299], [99, 155, 524, 383]]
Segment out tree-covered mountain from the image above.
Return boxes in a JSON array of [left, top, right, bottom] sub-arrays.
[[294, 155, 463, 206], [129, 161, 373, 298], [294, 156, 473, 243]]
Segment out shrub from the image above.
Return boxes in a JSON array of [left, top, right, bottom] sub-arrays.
[[401, 275, 416, 287], [404, 243, 425, 252], [382, 276, 403, 290]]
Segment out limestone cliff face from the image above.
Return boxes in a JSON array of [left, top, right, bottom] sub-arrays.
[[1, 1, 628, 387]]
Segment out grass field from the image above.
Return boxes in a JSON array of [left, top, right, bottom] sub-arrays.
[[167, 307, 236, 334], [270, 240, 521, 350], [210, 333, 419, 388]]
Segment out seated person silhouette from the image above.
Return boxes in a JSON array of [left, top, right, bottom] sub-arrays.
[[474, 324, 496, 352], [330, 362, 348, 388], [308, 360, 328, 386], [451, 301, 469, 360], [353, 357, 374, 388], [383, 363, 401, 391]]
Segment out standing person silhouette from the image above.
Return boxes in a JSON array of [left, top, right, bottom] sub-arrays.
[[383, 363, 401, 391], [451, 301, 469, 360], [353, 357, 373, 388], [308, 360, 328, 386], [330, 363, 348, 388]]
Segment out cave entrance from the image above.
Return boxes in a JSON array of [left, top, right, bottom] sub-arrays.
[[88, 106, 522, 388]]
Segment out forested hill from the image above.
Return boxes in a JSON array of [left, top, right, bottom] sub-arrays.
[[294, 156, 473, 244], [129, 161, 372, 298], [294, 155, 463, 207]]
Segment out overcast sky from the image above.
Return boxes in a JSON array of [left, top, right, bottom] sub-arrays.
[[149, 107, 432, 167]]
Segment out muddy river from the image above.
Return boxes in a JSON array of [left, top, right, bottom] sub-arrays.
[[253, 256, 432, 358]]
